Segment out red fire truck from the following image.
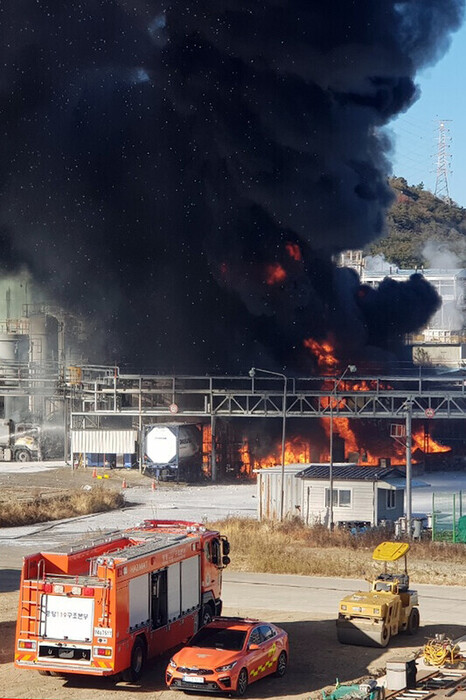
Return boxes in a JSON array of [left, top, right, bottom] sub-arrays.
[[15, 520, 230, 680]]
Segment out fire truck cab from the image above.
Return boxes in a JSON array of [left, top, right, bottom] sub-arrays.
[[15, 520, 230, 681]]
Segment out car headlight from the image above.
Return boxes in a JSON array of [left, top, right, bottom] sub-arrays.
[[373, 608, 380, 615], [169, 658, 177, 669], [341, 605, 347, 611], [215, 661, 237, 672]]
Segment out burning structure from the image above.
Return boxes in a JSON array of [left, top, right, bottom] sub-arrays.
[[0, 3, 465, 474], [0, 1, 464, 375]]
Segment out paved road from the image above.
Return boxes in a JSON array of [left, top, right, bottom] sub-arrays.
[[2, 563, 463, 626], [222, 571, 466, 625]]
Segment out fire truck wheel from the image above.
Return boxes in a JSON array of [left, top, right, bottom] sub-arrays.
[[235, 668, 248, 697], [200, 603, 214, 627], [124, 637, 146, 682], [407, 607, 420, 635]]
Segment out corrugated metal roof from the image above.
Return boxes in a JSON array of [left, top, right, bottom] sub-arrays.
[[253, 464, 311, 474], [253, 462, 358, 474], [295, 464, 405, 481]]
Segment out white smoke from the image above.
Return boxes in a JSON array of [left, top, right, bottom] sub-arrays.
[[422, 240, 466, 332], [364, 254, 398, 273], [422, 239, 466, 270]]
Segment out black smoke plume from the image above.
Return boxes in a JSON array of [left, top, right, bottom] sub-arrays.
[[0, 1, 463, 372]]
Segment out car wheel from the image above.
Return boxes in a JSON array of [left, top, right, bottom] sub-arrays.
[[38, 670, 50, 676], [407, 607, 420, 635], [123, 637, 146, 682], [235, 668, 248, 697], [274, 650, 287, 677]]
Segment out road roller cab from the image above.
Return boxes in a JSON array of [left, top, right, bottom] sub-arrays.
[[336, 541, 420, 647]]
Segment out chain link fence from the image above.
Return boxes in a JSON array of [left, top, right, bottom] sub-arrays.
[[431, 491, 466, 542]]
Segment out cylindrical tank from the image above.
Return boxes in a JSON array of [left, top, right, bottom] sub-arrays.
[[0, 333, 21, 388], [28, 314, 48, 365], [0, 333, 29, 420], [413, 518, 423, 539], [29, 313, 59, 366], [0, 333, 20, 362]]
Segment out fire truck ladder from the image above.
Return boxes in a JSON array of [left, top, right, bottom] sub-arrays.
[[19, 559, 45, 637], [66, 529, 126, 554], [114, 533, 193, 561]]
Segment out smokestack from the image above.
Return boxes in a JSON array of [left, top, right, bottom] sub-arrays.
[[0, 1, 462, 372]]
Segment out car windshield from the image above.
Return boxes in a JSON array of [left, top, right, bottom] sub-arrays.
[[188, 627, 247, 651]]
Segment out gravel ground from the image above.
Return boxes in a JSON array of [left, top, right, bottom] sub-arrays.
[[2, 587, 456, 700], [1, 462, 465, 700]]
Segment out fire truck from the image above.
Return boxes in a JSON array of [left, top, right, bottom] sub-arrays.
[[15, 520, 230, 680]]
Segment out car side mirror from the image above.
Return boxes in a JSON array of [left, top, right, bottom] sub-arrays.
[[248, 643, 260, 651], [222, 555, 231, 567]]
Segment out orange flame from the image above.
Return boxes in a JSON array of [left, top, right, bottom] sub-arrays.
[[239, 436, 310, 475], [285, 242, 302, 261], [240, 422, 452, 476], [319, 378, 394, 410], [321, 417, 407, 466], [304, 337, 339, 371], [202, 425, 212, 477], [239, 439, 253, 475], [265, 262, 287, 285], [412, 429, 450, 454]]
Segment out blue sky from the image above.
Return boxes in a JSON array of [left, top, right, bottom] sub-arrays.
[[389, 20, 466, 207]]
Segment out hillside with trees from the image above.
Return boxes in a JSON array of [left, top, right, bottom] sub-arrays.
[[367, 177, 466, 268]]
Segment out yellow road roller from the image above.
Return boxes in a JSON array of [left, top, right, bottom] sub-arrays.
[[336, 541, 420, 647]]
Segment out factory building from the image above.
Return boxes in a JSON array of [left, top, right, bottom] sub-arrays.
[[338, 251, 466, 366], [0, 272, 89, 460]]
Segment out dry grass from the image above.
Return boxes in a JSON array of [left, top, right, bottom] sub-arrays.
[[0, 487, 124, 527], [210, 517, 466, 585]]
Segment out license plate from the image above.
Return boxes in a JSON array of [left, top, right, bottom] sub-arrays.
[[183, 675, 205, 683]]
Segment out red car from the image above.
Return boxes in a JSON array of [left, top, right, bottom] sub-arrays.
[[166, 616, 289, 696]]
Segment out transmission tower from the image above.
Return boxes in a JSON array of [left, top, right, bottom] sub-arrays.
[[434, 119, 452, 202]]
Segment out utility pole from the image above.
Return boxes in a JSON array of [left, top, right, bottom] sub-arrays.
[[328, 364, 357, 530], [390, 399, 413, 539], [405, 400, 413, 538], [434, 119, 452, 203]]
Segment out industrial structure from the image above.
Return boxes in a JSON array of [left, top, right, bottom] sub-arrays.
[[361, 267, 466, 347], [0, 271, 89, 461], [337, 252, 466, 364], [3, 365, 466, 466]]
